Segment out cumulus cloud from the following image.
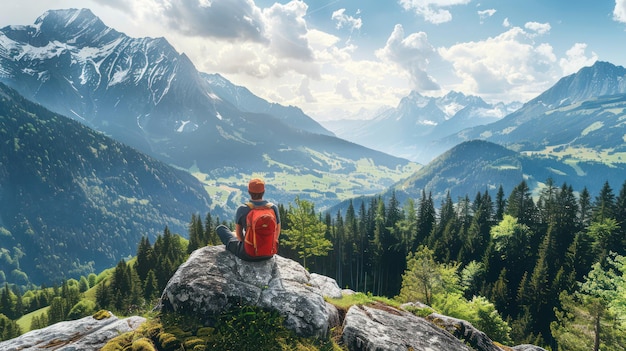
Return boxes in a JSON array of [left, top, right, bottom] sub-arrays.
[[399, 0, 471, 24], [331, 8, 362, 31], [524, 21, 551, 36], [503, 17, 511, 27], [376, 24, 440, 91], [559, 43, 598, 75], [438, 26, 559, 100], [614, 0, 626, 23], [162, 0, 267, 42], [263, 1, 314, 61], [335, 78, 355, 99]]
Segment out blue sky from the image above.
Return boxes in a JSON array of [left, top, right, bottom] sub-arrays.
[[2, 0, 625, 120]]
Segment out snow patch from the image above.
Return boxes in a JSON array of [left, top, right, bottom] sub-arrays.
[[108, 68, 129, 87], [177, 120, 191, 132], [442, 102, 464, 117], [207, 92, 222, 101], [176, 120, 198, 132]]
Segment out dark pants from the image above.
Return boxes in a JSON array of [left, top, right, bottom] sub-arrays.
[[216, 225, 271, 262]]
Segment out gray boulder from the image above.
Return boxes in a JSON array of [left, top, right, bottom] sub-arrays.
[[159, 245, 329, 338], [0, 311, 145, 351], [310, 272, 343, 299], [341, 303, 474, 351], [513, 345, 548, 351], [426, 313, 502, 351]]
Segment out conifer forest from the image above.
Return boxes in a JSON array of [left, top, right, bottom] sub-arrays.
[[1, 178, 626, 350]]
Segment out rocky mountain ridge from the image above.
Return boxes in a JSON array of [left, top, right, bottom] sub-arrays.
[[0, 246, 548, 351]]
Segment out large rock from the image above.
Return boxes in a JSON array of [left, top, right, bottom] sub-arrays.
[[341, 303, 474, 351], [0, 311, 145, 351], [426, 313, 503, 351], [310, 273, 343, 299], [513, 345, 548, 351], [159, 245, 329, 338]]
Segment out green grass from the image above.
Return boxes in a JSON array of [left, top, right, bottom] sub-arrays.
[[189, 153, 420, 212], [325, 292, 401, 311], [16, 306, 49, 333], [522, 145, 626, 167]]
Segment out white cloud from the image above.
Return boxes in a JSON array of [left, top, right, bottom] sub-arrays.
[[478, 9, 496, 23], [503, 17, 511, 27], [331, 8, 362, 31], [376, 24, 440, 91], [299, 78, 317, 102], [614, 0, 626, 23], [399, 0, 471, 24], [162, 0, 267, 42], [92, 0, 134, 12], [524, 21, 551, 36], [335, 79, 355, 99], [559, 43, 598, 75], [263, 1, 314, 61], [438, 26, 559, 101]]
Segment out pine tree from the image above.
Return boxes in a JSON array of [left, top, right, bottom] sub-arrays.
[[134, 236, 155, 283], [143, 270, 159, 302], [204, 212, 219, 245], [413, 190, 435, 252], [592, 181, 616, 222], [187, 213, 203, 253], [47, 296, 65, 325], [0, 313, 21, 341], [495, 185, 506, 222], [0, 284, 13, 320], [506, 180, 538, 229]]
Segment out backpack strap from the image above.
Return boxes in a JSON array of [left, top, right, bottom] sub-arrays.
[[246, 202, 273, 209]]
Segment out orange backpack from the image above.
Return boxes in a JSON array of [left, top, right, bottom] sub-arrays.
[[244, 202, 278, 257]]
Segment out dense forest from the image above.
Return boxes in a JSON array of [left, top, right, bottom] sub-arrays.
[[1, 177, 626, 350]]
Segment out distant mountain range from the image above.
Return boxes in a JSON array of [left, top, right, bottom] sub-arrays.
[[0, 82, 211, 285], [434, 61, 626, 154], [330, 61, 626, 213], [322, 91, 521, 163], [0, 8, 416, 213]]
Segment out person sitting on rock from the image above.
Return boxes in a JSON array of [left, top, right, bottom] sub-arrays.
[[216, 178, 281, 261]]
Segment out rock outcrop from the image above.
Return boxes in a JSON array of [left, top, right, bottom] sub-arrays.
[[342, 303, 474, 351], [0, 311, 145, 351], [0, 246, 550, 351], [426, 313, 503, 351], [159, 245, 330, 338]]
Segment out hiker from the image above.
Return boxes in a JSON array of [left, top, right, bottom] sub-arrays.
[[216, 178, 281, 261]]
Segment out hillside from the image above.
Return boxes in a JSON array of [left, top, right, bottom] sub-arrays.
[[0, 82, 211, 285], [392, 139, 626, 204]]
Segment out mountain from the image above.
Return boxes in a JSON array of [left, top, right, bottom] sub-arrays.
[[328, 139, 626, 216], [202, 72, 333, 137], [391, 139, 626, 204], [0, 82, 211, 285], [0, 9, 418, 213], [437, 61, 626, 153], [323, 90, 520, 163]]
